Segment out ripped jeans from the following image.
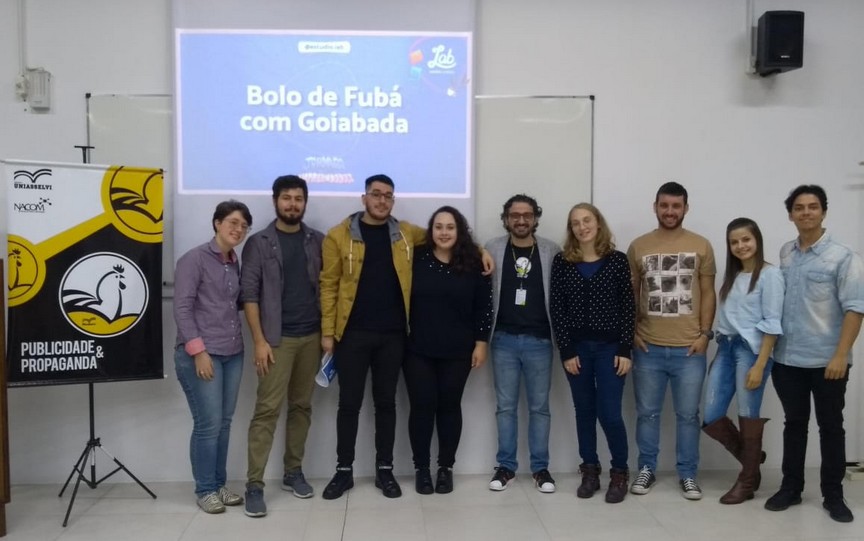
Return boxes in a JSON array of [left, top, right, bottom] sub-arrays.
[[633, 344, 706, 479]]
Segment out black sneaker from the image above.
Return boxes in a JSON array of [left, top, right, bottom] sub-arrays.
[[435, 467, 453, 494], [630, 466, 656, 495], [489, 466, 516, 491], [533, 469, 556, 493], [823, 498, 854, 523], [415, 468, 434, 495], [322, 466, 354, 500], [679, 478, 703, 501], [764, 488, 802, 511], [375, 464, 402, 498]]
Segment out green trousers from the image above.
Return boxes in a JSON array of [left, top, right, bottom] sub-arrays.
[[246, 333, 320, 486]]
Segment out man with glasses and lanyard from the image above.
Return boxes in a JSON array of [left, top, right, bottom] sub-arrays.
[[485, 194, 560, 494]]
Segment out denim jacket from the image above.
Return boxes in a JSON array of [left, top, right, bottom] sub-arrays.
[[775, 232, 864, 368]]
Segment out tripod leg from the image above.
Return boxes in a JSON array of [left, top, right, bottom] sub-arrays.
[[112, 457, 157, 499], [59, 444, 91, 498], [62, 446, 92, 527], [96, 445, 157, 499]]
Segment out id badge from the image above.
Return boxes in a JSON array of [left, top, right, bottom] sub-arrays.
[[515, 287, 527, 306]]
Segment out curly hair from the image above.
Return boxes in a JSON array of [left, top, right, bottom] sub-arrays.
[[425, 206, 481, 274], [561, 203, 615, 263], [500, 194, 542, 234]]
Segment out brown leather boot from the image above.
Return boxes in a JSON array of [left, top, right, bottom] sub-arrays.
[[605, 468, 629, 504], [720, 417, 768, 504], [576, 463, 601, 498], [703, 416, 766, 490], [702, 416, 741, 457]]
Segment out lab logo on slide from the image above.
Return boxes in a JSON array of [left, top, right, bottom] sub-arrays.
[[59, 252, 149, 338], [427, 45, 457, 71]]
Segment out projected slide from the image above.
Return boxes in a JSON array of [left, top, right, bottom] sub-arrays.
[[175, 30, 472, 196]]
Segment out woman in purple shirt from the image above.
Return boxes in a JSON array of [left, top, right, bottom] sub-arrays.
[[174, 200, 252, 513]]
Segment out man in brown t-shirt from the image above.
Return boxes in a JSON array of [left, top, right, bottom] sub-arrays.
[[626, 182, 716, 501]]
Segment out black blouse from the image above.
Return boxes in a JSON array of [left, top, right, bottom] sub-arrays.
[[408, 246, 493, 359]]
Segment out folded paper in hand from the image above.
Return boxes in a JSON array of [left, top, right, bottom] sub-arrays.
[[315, 351, 336, 388]]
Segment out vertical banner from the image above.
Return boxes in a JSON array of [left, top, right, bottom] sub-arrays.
[[4, 160, 164, 386]]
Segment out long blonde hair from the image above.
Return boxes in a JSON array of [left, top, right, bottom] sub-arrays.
[[561, 202, 615, 263]]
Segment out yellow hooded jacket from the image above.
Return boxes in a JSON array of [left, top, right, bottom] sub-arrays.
[[320, 211, 425, 341]]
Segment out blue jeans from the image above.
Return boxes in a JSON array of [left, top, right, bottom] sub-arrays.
[[565, 341, 628, 470], [491, 331, 552, 472], [175, 347, 243, 497], [633, 344, 706, 479], [704, 334, 773, 424]]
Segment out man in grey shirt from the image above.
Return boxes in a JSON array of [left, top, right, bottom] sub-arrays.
[[240, 175, 324, 517]]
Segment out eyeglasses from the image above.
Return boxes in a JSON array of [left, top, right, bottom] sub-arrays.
[[222, 219, 250, 232], [366, 191, 395, 202], [507, 212, 535, 221]]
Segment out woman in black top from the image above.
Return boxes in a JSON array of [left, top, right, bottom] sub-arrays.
[[549, 202, 635, 504], [405, 206, 493, 495]]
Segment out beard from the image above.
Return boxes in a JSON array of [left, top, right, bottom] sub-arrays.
[[507, 224, 534, 239], [277, 208, 304, 226], [657, 215, 683, 230]]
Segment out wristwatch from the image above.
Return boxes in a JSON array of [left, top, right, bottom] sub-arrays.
[[699, 329, 715, 340]]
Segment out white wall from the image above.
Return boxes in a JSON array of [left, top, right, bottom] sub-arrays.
[[2, 0, 864, 485]]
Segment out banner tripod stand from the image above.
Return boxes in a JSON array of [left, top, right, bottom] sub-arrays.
[[56, 144, 157, 527], [58, 383, 157, 526]]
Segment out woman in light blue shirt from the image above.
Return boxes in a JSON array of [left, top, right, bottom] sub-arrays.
[[702, 217, 784, 505]]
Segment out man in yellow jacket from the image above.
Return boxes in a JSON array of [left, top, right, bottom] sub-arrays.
[[320, 174, 425, 499]]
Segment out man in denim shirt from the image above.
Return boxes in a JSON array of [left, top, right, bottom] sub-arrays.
[[764, 185, 864, 523], [241, 175, 324, 517]]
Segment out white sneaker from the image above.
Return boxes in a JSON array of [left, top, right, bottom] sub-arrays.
[[197, 492, 226, 514], [533, 469, 556, 493], [217, 486, 243, 506], [489, 467, 515, 491]]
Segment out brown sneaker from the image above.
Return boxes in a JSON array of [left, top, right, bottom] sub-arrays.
[[605, 468, 629, 504]]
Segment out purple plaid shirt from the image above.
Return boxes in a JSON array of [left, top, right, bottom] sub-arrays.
[[173, 239, 244, 356]]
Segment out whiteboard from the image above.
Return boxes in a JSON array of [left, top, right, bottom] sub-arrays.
[[87, 94, 174, 287], [474, 96, 593, 245]]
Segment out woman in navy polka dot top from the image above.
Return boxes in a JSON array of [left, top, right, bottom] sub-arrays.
[[549, 202, 635, 504]]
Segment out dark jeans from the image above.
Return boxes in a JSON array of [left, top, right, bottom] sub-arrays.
[[334, 329, 405, 466], [565, 340, 629, 470], [771, 361, 849, 499], [403, 351, 473, 469]]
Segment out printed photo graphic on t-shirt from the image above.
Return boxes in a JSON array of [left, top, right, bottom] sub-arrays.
[[643, 252, 696, 317]]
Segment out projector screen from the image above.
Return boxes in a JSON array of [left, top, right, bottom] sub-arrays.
[[175, 30, 472, 197]]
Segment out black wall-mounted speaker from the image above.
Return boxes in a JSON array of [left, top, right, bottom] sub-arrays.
[[755, 11, 804, 76]]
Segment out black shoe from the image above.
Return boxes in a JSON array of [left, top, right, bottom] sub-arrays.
[[375, 465, 403, 498], [435, 467, 453, 494], [764, 488, 802, 511], [823, 498, 854, 523], [322, 466, 354, 500], [415, 468, 434, 495]]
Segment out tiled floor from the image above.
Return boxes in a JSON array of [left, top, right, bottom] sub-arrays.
[[3, 469, 863, 540]]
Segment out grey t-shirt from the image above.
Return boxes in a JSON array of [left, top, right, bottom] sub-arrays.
[[278, 229, 319, 336]]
